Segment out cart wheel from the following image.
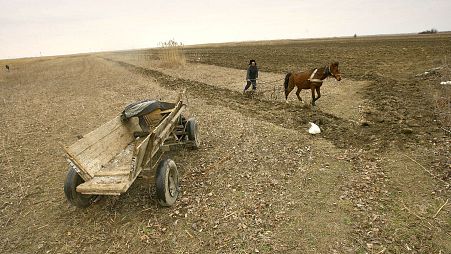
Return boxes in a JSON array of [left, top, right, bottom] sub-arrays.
[[155, 159, 179, 207], [186, 118, 200, 149], [64, 166, 97, 208]]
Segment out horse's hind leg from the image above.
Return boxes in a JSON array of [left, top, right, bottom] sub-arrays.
[[285, 84, 294, 103], [315, 87, 321, 102], [295, 86, 303, 103]]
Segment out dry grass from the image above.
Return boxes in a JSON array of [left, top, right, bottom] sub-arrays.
[[158, 40, 186, 68]]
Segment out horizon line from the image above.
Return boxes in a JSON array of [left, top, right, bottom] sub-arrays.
[[2, 31, 450, 61]]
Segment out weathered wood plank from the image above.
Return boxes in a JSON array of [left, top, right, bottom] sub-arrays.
[[68, 116, 122, 154], [129, 134, 152, 180], [66, 117, 139, 177], [76, 183, 129, 195], [94, 169, 130, 177], [74, 123, 131, 160], [76, 175, 130, 195], [69, 125, 138, 175], [67, 117, 140, 155], [62, 146, 93, 180], [80, 130, 133, 173], [159, 108, 174, 115], [152, 101, 183, 140], [148, 104, 186, 161], [94, 171, 129, 177]]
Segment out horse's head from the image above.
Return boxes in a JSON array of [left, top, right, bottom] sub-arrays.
[[329, 62, 341, 81]]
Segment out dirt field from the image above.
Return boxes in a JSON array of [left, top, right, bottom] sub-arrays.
[[1, 34, 450, 253]]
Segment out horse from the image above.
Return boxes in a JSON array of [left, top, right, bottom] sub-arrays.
[[5, 65, 9, 71], [283, 62, 342, 105]]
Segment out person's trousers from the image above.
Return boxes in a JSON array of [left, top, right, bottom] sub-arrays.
[[244, 80, 257, 90]]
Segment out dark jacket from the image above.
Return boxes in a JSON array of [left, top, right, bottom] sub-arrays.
[[246, 65, 258, 80]]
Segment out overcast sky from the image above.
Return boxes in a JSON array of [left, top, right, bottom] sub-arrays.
[[1, 0, 450, 59]]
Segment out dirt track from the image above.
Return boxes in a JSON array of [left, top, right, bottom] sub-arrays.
[[1, 34, 450, 253]]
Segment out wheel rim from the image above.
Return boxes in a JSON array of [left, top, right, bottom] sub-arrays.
[[168, 168, 177, 197]]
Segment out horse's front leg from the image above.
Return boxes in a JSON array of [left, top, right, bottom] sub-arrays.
[[315, 87, 321, 102], [311, 88, 316, 106]]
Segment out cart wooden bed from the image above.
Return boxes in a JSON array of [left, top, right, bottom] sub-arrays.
[[63, 92, 199, 208]]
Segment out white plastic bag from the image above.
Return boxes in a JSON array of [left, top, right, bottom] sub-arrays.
[[308, 122, 321, 134]]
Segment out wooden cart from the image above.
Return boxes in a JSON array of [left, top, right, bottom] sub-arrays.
[[63, 92, 199, 208]]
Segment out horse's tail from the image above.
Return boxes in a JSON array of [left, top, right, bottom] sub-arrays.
[[284, 72, 292, 91]]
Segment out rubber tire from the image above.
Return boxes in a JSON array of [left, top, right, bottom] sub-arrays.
[[155, 159, 179, 207], [186, 118, 200, 149], [64, 166, 97, 208]]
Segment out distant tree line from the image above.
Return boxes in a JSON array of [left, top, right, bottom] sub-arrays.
[[419, 28, 438, 34]]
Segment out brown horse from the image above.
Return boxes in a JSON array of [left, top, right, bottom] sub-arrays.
[[284, 62, 342, 105], [5, 65, 9, 71]]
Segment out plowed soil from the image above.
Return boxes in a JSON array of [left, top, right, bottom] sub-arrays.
[[1, 34, 450, 253]]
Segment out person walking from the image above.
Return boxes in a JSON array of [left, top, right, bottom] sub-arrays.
[[244, 59, 258, 93]]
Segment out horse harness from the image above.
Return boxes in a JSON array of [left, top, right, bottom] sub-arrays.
[[308, 66, 333, 83]]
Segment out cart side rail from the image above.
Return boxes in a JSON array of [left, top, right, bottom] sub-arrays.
[[130, 98, 186, 180]]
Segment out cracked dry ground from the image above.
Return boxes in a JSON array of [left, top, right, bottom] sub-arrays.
[[1, 48, 450, 253]]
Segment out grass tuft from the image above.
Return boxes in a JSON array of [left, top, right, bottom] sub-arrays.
[[158, 40, 186, 68]]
